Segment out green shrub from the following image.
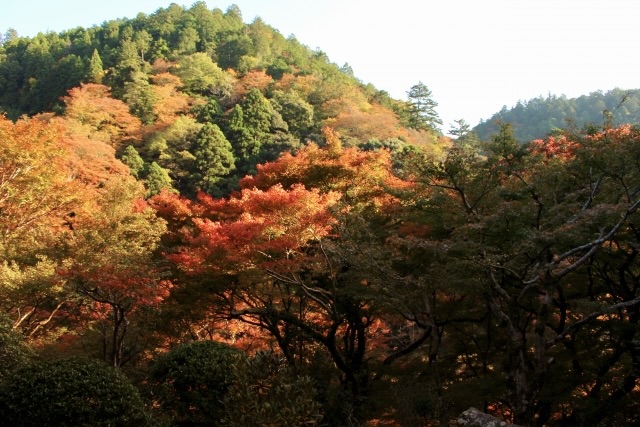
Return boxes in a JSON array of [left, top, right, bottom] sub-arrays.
[[222, 350, 323, 427], [0, 357, 148, 426], [150, 340, 244, 426], [0, 313, 32, 380]]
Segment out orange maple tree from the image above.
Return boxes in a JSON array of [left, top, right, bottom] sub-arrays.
[[272, 73, 318, 99], [324, 102, 411, 142], [61, 83, 142, 147], [150, 72, 193, 125], [0, 115, 83, 246], [241, 127, 410, 213], [153, 128, 412, 406], [231, 69, 274, 100]]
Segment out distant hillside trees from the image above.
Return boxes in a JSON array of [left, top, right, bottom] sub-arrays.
[[473, 88, 640, 142]]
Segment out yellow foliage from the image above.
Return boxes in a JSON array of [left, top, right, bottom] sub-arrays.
[[0, 116, 84, 257], [150, 72, 193, 124]]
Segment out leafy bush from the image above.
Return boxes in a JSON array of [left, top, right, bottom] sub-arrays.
[[0, 313, 32, 380], [0, 357, 148, 426], [150, 340, 244, 426], [222, 350, 323, 427]]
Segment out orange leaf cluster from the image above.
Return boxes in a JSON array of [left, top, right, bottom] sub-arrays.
[[530, 135, 581, 161], [61, 265, 172, 314], [32, 114, 131, 188], [240, 128, 411, 213], [272, 73, 318, 98], [0, 115, 87, 240], [324, 103, 410, 142], [167, 184, 340, 275], [62, 83, 141, 147], [151, 72, 193, 125], [232, 70, 274, 99], [585, 123, 634, 141]]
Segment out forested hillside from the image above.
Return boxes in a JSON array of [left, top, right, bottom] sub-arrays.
[[0, 2, 443, 197], [1, 3, 640, 427], [473, 88, 640, 142]]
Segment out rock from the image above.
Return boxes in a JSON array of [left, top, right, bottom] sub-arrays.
[[457, 407, 522, 427]]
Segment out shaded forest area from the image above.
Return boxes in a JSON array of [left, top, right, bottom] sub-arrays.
[[1, 3, 640, 426]]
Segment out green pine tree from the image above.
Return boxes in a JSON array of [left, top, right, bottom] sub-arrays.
[[191, 123, 236, 197], [406, 81, 442, 132], [120, 145, 145, 178], [195, 97, 223, 124], [87, 49, 104, 84], [241, 88, 275, 135], [144, 161, 174, 197], [122, 72, 157, 124]]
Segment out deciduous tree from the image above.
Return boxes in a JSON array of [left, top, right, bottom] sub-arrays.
[[61, 177, 169, 367], [176, 52, 233, 97], [62, 83, 142, 147], [155, 129, 410, 420]]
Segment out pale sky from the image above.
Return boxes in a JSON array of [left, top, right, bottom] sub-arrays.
[[2, 0, 639, 132]]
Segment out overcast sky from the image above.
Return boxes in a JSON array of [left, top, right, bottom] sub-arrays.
[[2, 0, 639, 132]]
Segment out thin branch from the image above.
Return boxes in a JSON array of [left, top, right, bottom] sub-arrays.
[[554, 196, 640, 267], [548, 296, 640, 347], [28, 300, 67, 337]]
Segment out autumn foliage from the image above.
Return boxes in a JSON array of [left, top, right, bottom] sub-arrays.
[[150, 72, 193, 125], [169, 184, 339, 273], [0, 115, 91, 256], [62, 83, 141, 146], [241, 127, 410, 210], [3, 4, 640, 425]]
